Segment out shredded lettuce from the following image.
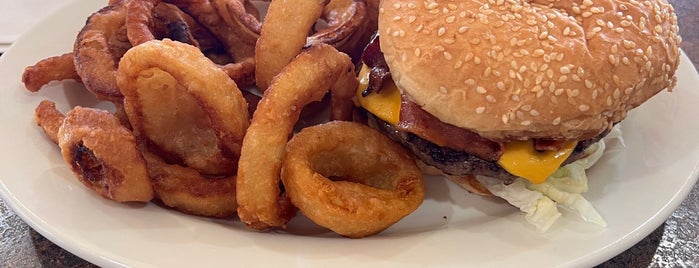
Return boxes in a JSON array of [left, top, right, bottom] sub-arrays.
[[477, 176, 561, 232], [476, 126, 623, 232]]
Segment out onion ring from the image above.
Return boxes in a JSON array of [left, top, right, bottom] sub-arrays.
[[236, 44, 357, 230], [142, 150, 237, 218], [73, 3, 132, 102], [22, 53, 81, 92], [282, 121, 425, 238], [253, 0, 368, 90], [117, 39, 249, 176], [57, 106, 154, 203]]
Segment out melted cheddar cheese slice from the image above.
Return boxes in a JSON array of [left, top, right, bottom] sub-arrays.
[[355, 64, 576, 184], [355, 64, 401, 125], [498, 140, 577, 184]]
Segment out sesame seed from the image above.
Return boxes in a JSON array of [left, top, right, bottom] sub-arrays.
[[486, 95, 496, 103], [578, 104, 590, 111], [465, 53, 474, 62], [497, 81, 505, 90], [476, 86, 487, 94], [585, 80, 593, 89], [465, 79, 476, 86], [438, 27, 446, 36], [414, 48, 421, 57], [530, 109, 540, 116], [408, 16, 416, 23], [476, 107, 486, 114], [613, 75, 621, 86], [552, 117, 561, 125], [560, 66, 571, 74], [414, 24, 424, 32], [458, 26, 468, 33], [454, 60, 463, 69], [521, 120, 532, 126], [443, 51, 453, 60], [446, 16, 456, 23]]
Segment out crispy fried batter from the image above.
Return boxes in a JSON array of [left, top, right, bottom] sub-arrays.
[[22, 53, 81, 92], [236, 44, 357, 230]]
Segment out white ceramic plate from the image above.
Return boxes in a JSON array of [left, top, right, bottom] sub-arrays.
[[1, 1, 698, 267], [0, 0, 69, 52]]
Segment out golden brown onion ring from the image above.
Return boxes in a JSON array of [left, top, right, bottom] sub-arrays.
[[73, 3, 132, 102], [282, 121, 425, 238], [117, 39, 249, 176], [142, 150, 237, 218], [253, 0, 367, 90], [22, 53, 81, 92], [236, 44, 357, 230], [57, 106, 154, 203]]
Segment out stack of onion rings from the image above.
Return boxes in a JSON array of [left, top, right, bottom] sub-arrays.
[[22, 0, 432, 237]]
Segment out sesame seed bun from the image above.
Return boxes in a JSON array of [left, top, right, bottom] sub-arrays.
[[378, 0, 681, 142]]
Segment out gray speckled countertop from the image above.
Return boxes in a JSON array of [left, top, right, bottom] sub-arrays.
[[1, 0, 698, 267]]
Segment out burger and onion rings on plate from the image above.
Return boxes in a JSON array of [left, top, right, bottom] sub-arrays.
[[10, 0, 686, 240]]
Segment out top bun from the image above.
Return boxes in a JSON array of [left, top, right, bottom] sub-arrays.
[[378, 0, 681, 141]]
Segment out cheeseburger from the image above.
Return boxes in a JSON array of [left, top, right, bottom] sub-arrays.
[[355, 0, 681, 229]]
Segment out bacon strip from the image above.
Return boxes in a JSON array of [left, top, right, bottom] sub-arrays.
[[395, 99, 503, 161]]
